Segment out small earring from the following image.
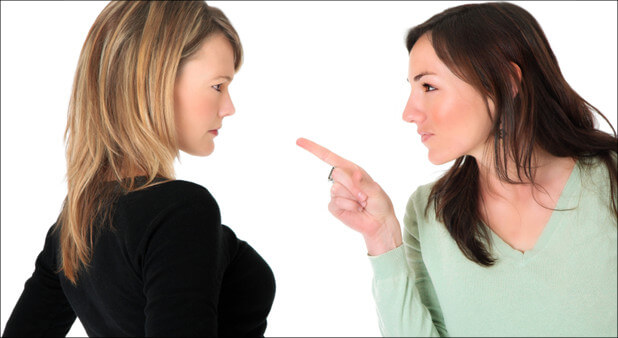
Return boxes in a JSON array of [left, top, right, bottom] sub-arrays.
[[498, 128, 505, 139]]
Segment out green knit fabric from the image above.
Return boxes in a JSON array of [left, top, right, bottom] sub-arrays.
[[369, 157, 617, 337]]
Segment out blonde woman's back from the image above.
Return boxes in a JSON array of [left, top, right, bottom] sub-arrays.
[[4, 177, 275, 336]]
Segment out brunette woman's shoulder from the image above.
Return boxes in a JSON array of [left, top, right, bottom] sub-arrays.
[[404, 181, 437, 217], [409, 181, 437, 205]]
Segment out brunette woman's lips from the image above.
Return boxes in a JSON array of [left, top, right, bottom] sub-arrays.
[[419, 132, 433, 142], [209, 129, 219, 136]]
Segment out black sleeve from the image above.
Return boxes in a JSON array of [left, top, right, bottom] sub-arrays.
[[2, 225, 77, 337], [139, 199, 232, 336]]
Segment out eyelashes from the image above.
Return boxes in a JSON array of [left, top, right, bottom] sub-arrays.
[[422, 83, 436, 92], [212, 84, 222, 92]]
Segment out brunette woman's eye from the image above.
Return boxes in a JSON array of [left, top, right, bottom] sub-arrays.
[[212, 84, 222, 92], [423, 83, 436, 92]]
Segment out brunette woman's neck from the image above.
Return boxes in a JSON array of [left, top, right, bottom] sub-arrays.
[[476, 149, 576, 202]]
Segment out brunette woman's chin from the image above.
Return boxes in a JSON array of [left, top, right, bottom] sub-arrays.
[[427, 149, 454, 166]]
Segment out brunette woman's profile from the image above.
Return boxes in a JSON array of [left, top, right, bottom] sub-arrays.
[[298, 2, 617, 336], [2, 1, 275, 336]]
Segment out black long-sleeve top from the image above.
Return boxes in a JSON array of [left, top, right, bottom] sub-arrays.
[[3, 178, 276, 337]]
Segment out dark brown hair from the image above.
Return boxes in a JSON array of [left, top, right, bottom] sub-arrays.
[[406, 2, 617, 266]]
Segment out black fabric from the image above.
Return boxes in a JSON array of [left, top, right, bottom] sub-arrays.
[[3, 179, 275, 337]]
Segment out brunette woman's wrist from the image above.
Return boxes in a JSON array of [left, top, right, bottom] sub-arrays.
[[363, 217, 403, 256]]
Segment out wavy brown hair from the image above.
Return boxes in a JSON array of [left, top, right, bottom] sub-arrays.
[[55, 1, 243, 284], [406, 2, 617, 266]]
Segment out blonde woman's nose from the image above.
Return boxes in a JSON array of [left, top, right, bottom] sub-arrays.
[[220, 92, 235, 117]]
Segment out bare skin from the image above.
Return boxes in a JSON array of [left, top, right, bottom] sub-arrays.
[[106, 33, 236, 182], [296, 33, 577, 256], [296, 137, 402, 256], [296, 141, 576, 255], [477, 153, 576, 252]]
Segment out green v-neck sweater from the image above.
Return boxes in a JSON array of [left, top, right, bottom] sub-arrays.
[[369, 157, 617, 337]]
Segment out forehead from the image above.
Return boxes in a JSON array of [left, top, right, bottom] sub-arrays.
[[408, 34, 448, 75], [183, 33, 235, 75]]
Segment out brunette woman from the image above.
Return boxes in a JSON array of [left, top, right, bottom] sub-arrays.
[[298, 2, 616, 336]]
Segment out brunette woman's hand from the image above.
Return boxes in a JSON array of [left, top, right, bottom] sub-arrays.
[[296, 137, 402, 256]]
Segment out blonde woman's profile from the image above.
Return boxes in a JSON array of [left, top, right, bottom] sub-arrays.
[[2, 1, 275, 336]]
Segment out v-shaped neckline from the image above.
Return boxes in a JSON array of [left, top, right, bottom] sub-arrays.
[[487, 159, 581, 263]]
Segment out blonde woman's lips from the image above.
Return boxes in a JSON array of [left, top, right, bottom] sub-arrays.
[[209, 129, 219, 136]]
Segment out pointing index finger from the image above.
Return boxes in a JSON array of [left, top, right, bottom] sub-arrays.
[[296, 137, 348, 167]]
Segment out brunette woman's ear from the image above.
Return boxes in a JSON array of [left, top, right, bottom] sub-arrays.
[[510, 62, 522, 98]]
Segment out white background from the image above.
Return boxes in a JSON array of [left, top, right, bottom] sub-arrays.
[[1, 1, 616, 336]]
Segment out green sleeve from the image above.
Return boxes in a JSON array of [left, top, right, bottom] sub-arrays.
[[368, 189, 447, 337], [403, 190, 447, 336]]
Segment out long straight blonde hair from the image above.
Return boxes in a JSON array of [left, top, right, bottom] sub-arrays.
[[56, 1, 243, 284]]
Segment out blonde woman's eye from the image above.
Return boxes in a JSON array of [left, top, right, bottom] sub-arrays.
[[212, 84, 222, 92], [423, 83, 436, 92]]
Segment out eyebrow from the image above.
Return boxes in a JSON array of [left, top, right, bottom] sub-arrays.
[[213, 75, 233, 82], [411, 71, 436, 82]]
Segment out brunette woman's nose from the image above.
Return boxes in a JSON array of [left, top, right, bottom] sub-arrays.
[[402, 91, 425, 124]]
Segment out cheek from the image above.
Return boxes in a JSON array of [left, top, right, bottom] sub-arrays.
[[430, 95, 476, 141], [436, 90, 490, 134], [425, 92, 491, 163], [173, 90, 220, 156], [175, 90, 218, 129]]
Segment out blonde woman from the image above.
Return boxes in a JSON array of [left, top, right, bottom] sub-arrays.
[[2, 1, 275, 336]]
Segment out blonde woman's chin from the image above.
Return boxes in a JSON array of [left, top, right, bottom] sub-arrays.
[[196, 145, 215, 157], [180, 142, 215, 157]]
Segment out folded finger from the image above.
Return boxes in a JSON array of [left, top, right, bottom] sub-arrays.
[[331, 181, 355, 200], [329, 196, 364, 213], [330, 167, 368, 204]]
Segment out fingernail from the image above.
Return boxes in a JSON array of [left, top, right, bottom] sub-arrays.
[[358, 206, 363, 212], [361, 201, 367, 208], [358, 192, 366, 201]]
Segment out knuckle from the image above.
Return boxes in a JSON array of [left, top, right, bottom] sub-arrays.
[[330, 184, 337, 195], [332, 168, 346, 183], [330, 198, 344, 211], [334, 197, 350, 210]]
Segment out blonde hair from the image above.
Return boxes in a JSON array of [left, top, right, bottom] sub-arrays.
[[56, 1, 242, 284]]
